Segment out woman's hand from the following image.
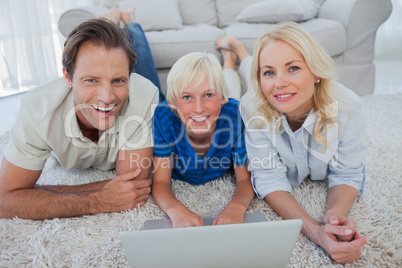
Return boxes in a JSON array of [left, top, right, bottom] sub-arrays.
[[323, 212, 356, 242], [315, 222, 369, 264]]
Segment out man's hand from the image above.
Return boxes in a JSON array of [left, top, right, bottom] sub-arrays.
[[99, 169, 152, 212]]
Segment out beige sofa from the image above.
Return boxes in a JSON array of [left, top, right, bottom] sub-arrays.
[[59, 0, 392, 96]]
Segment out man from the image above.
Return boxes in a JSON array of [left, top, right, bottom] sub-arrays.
[[0, 17, 159, 219]]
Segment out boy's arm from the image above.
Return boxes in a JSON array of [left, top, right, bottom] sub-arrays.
[[213, 163, 255, 225], [152, 156, 205, 228]]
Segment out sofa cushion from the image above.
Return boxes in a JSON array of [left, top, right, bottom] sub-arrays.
[[145, 24, 224, 68], [118, 0, 183, 31], [216, 0, 263, 28], [179, 0, 218, 26], [223, 19, 346, 57], [311, 0, 326, 6], [235, 0, 319, 24]]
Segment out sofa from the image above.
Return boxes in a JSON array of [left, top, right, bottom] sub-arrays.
[[58, 0, 392, 96]]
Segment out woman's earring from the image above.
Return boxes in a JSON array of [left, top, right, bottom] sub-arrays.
[[316, 79, 321, 83]]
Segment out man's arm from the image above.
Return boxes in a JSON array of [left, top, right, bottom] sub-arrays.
[[116, 147, 153, 178], [24, 148, 153, 193], [323, 184, 361, 242], [34, 180, 110, 193], [0, 157, 151, 220]]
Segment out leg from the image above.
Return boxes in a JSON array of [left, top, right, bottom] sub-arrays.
[[238, 56, 253, 91], [216, 36, 250, 62], [223, 69, 242, 100], [216, 36, 252, 95], [122, 7, 165, 102], [220, 48, 241, 100], [99, 7, 120, 24]]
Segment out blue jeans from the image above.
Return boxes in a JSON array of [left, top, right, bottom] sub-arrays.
[[125, 22, 165, 102]]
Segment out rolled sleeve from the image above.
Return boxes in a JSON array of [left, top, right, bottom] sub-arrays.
[[328, 103, 367, 195], [120, 76, 159, 151], [231, 117, 248, 167], [4, 114, 51, 171], [245, 127, 291, 199], [152, 104, 173, 158]]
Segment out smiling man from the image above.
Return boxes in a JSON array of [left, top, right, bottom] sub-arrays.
[[0, 18, 159, 220]]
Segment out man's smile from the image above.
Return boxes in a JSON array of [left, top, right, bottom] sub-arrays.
[[91, 104, 117, 113]]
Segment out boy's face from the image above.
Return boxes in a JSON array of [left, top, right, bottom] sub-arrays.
[[170, 79, 226, 141]]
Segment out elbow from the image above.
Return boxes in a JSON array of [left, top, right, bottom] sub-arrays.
[[0, 194, 14, 219], [264, 190, 292, 205]]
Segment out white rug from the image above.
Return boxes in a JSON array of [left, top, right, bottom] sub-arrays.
[[0, 94, 401, 267]]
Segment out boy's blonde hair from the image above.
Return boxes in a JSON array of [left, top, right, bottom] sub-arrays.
[[166, 52, 229, 104], [249, 21, 339, 150]]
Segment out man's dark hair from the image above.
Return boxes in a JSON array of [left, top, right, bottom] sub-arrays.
[[62, 18, 136, 80]]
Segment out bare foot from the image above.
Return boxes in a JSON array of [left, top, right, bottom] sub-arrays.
[[99, 7, 120, 24], [121, 6, 136, 25], [216, 36, 250, 61], [221, 49, 237, 71]]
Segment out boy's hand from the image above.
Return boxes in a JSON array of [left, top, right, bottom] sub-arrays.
[[212, 206, 244, 225], [169, 207, 205, 228]]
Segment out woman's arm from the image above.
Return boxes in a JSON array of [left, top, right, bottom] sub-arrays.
[[151, 156, 205, 228], [323, 184, 360, 241], [265, 190, 368, 264], [213, 163, 255, 225]]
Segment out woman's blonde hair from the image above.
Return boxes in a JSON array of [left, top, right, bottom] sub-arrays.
[[249, 21, 339, 150], [166, 52, 229, 104]]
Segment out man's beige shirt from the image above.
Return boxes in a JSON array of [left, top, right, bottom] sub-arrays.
[[5, 73, 158, 171]]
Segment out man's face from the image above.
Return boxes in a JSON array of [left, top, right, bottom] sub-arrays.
[[63, 41, 130, 136]]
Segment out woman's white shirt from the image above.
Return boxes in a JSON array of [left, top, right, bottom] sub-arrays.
[[240, 82, 367, 199]]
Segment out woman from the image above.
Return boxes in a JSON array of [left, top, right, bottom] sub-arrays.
[[217, 22, 368, 264]]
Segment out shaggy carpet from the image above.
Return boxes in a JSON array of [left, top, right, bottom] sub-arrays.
[[0, 94, 401, 267]]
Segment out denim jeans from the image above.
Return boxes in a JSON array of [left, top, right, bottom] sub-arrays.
[[125, 22, 165, 102]]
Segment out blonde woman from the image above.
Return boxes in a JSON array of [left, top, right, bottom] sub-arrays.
[[217, 22, 368, 264]]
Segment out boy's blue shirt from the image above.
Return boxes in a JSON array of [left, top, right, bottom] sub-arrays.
[[153, 98, 248, 185]]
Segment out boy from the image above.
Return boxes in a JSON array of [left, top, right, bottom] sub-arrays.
[[151, 52, 254, 228]]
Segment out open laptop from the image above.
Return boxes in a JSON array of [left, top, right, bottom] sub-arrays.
[[143, 211, 268, 230], [120, 213, 302, 268]]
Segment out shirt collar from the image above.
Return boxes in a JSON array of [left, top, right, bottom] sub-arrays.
[[279, 109, 316, 135]]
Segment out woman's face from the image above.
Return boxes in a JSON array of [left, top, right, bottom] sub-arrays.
[[259, 39, 318, 120]]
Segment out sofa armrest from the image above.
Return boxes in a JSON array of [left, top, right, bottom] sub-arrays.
[[58, 6, 109, 38], [318, 0, 392, 64]]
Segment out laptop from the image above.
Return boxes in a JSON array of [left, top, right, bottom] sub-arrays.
[[143, 211, 268, 230], [120, 213, 302, 268]]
